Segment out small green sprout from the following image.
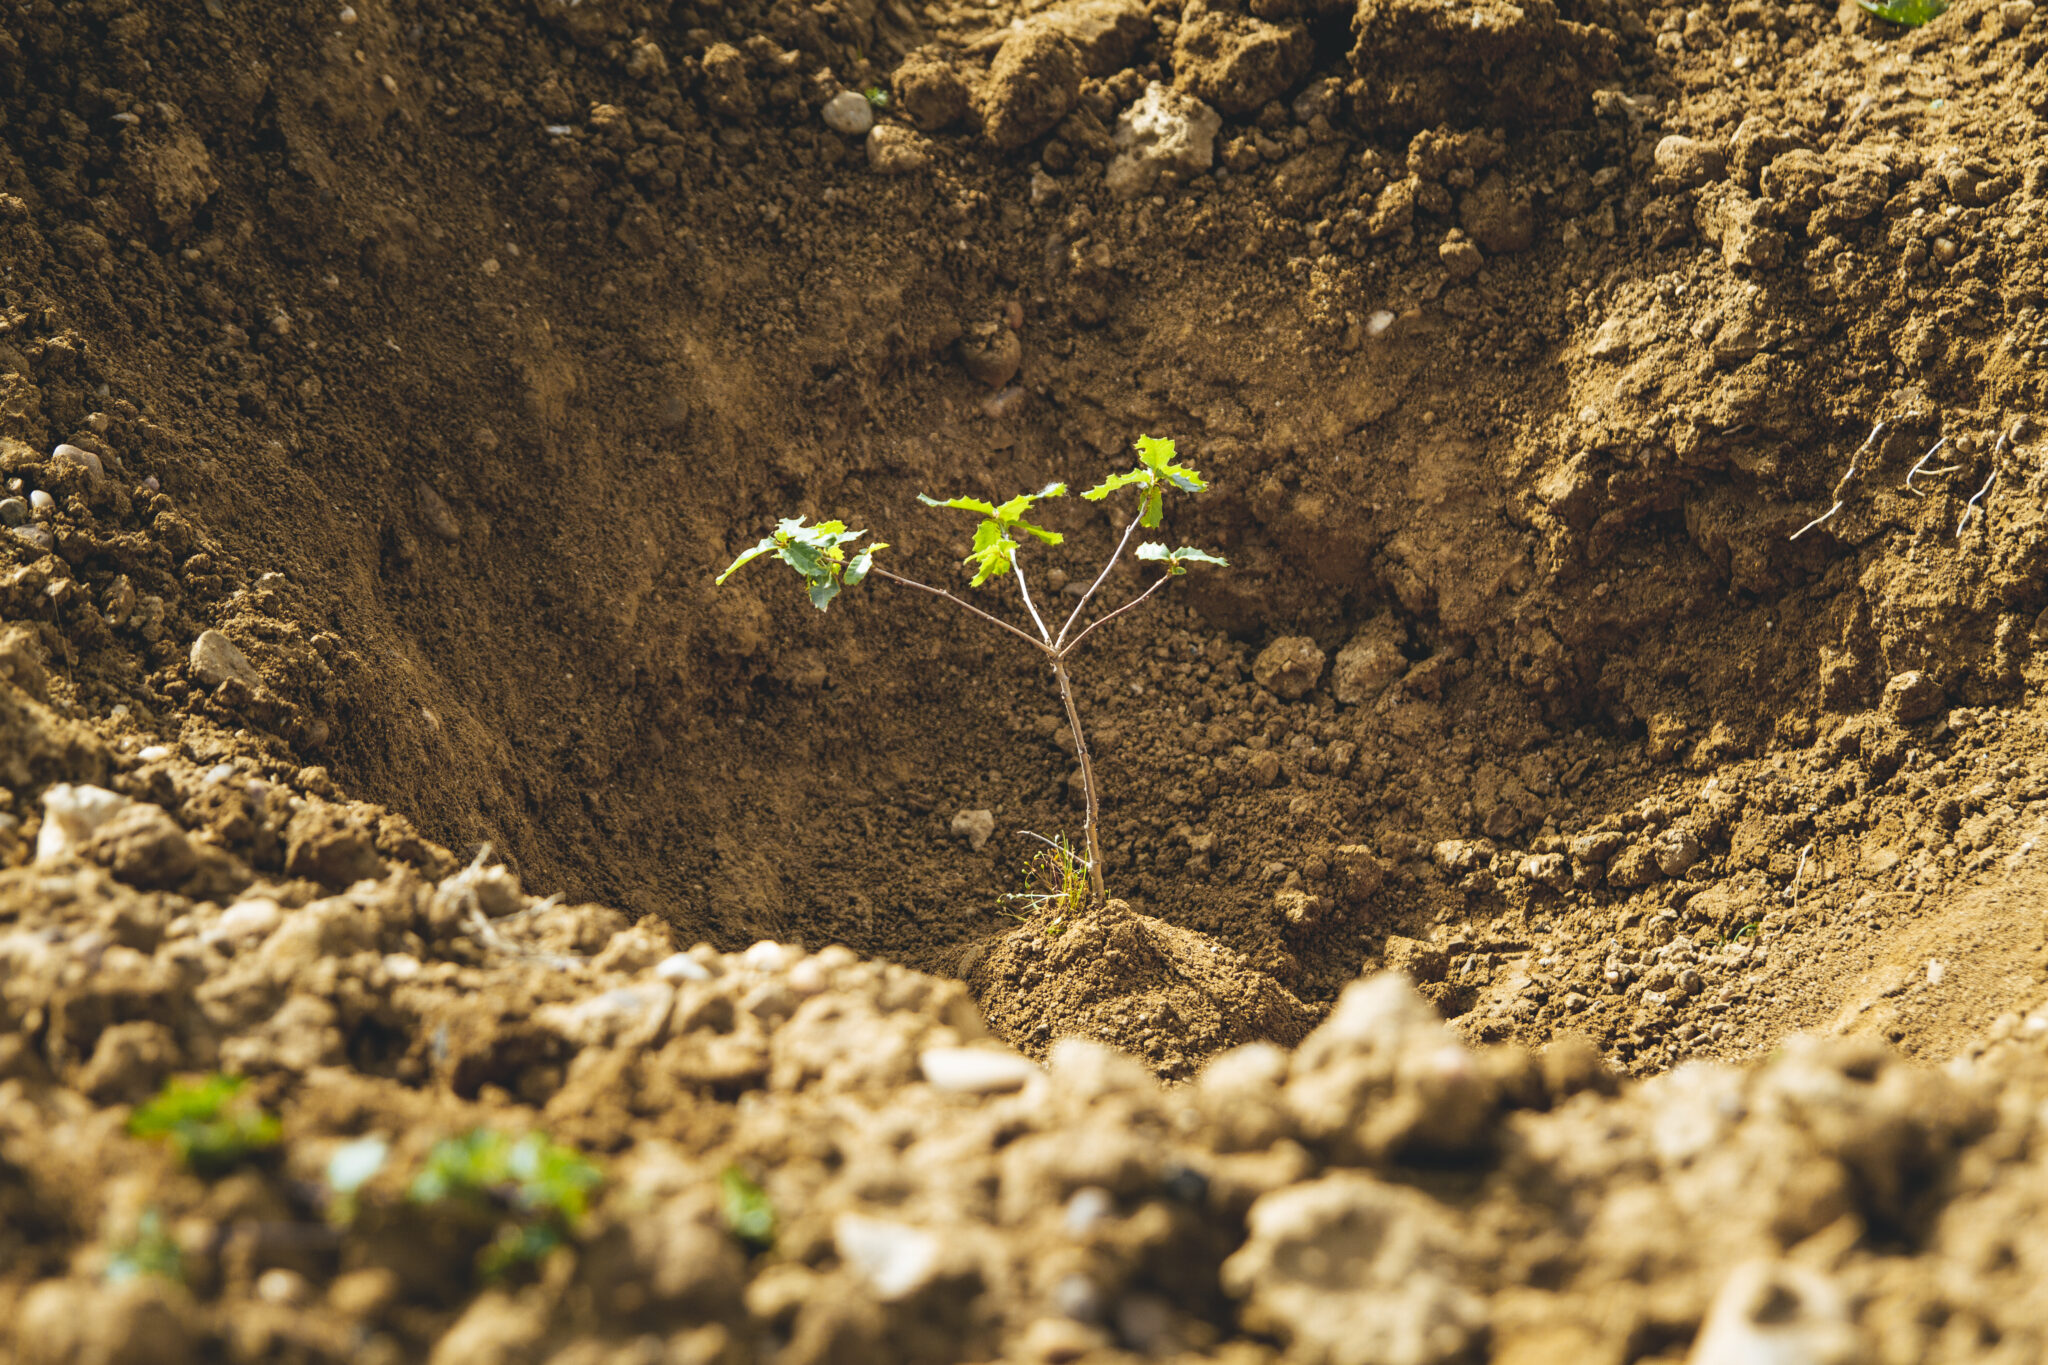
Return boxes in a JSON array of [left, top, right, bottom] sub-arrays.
[[717, 435, 1226, 904], [128, 1075, 282, 1176], [716, 516, 886, 611], [105, 1209, 182, 1285], [719, 1164, 776, 1251], [863, 86, 890, 109], [1005, 830, 1090, 926], [1856, 0, 1947, 23], [409, 1129, 604, 1277]]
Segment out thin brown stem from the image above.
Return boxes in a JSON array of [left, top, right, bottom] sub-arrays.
[[1050, 657, 1105, 901], [1056, 515, 1146, 649], [1057, 574, 1172, 660], [1014, 564, 1054, 644], [870, 567, 1050, 654]]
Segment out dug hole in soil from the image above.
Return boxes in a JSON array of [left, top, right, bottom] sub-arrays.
[[7, 0, 2048, 1358]]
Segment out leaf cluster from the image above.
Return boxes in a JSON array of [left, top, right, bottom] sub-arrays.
[[716, 516, 885, 611], [1081, 434, 1208, 527], [409, 1129, 605, 1276], [127, 1075, 282, 1176], [917, 481, 1067, 587]]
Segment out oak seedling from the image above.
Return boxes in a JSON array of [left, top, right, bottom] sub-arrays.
[[716, 435, 1226, 909]]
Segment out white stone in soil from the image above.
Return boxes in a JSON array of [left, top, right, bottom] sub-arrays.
[[655, 951, 713, 982], [822, 90, 875, 135], [1690, 1259, 1863, 1365], [207, 897, 283, 946], [1105, 82, 1220, 200], [920, 1046, 1041, 1094], [741, 940, 799, 972], [834, 1213, 943, 1300], [36, 783, 131, 862], [51, 444, 103, 480]]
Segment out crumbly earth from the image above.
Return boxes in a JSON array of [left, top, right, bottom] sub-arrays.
[[8, 0, 2048, 1357]]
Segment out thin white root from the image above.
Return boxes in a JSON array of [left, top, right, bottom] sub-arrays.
[[1790, 421, 1884, 541]]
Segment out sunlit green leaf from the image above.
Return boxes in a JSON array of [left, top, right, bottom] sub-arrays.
[[1082, 469, 1147, 501], [917, 493, 998, 516], [715, 539, 777, 586], [1856, 0, 1947, 23], [1137, 542, 1229, 574]]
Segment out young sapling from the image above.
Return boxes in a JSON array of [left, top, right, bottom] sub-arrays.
[[716, 435, 1225, 906]]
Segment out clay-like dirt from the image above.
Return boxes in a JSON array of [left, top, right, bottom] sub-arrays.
[[8, 0, 2048, 1357]]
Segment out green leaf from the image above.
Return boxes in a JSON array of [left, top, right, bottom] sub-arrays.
[[966, 520, 1018, 586], [720, 1166, 777, 1251], [1856, 0, 1947, 23], [843, 544, 885, 587], [917, 493, 998, 516], [715, 538, 777, 586], [1137, 542, 1230, 575], [808, 576, 842, 610], [1081, 469, 1147, 501]]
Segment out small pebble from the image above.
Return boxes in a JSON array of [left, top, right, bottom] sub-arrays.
[[10, 525, 52, 552], [741, 939, 800, 973], [834, 1214, 942, 1300], [919, 1046, 1041, 1093], [1063, 1186, 1114, 1237], [0, 497, 25, 526], [655, 951, 714, 982], [137, 744, 172, 761], [142, 475, 161, 493], [255, 1268, 312, 1307], [822, 89, 876, 136], [206, 898, 283, 946], [51, 444, 103, 479], [28, 489, 54, 513], [338, 3, 358, 22]]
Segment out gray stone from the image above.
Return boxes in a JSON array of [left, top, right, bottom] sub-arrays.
[[9, 525, 52, 553], [822, 89, 876, 136], [0, 497, 27, 526], [189, 629, 260, 689]]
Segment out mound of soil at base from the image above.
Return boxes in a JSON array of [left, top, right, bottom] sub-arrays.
[[7, 0, 2048, 1354]]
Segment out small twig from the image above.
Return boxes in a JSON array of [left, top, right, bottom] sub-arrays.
[[1903, 437, 1959, 496], [1782, 842, 1813, 905], [1058, 573, 1173, 659], [1957, 431, 2008, 539], [1056, 514, 1146, 649], [1790, 421, 1884, 541], [870, 567, 1049, 654]]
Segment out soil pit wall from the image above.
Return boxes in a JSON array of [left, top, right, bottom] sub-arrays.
[[5, 0, 2048, 1357]]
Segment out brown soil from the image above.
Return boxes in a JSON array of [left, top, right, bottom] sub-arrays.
[[9, 0, 2048, 1357]]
